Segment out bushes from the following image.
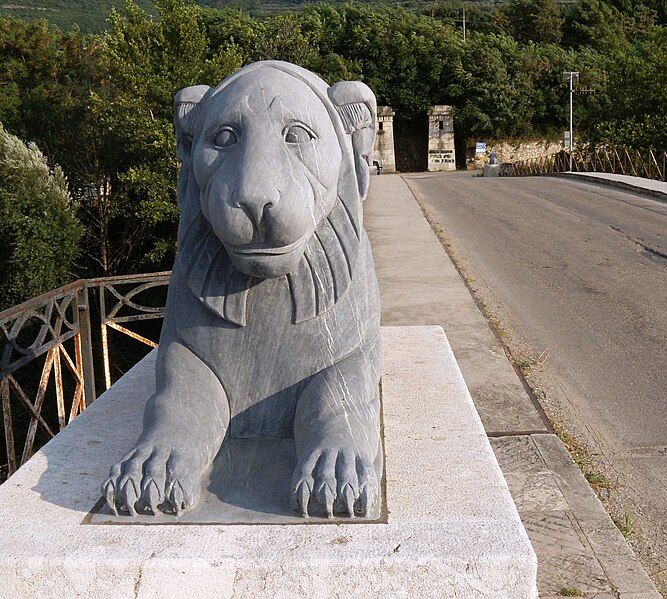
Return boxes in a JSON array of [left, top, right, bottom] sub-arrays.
[[0, 123, 82, 310]]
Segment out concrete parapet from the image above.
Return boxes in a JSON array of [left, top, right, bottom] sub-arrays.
[[428, 105, 456, 171], [0, 326, 537, 599]]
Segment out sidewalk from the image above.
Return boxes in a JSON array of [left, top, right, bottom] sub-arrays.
[[558, 172, 667, 204], [364, 174, 661, 599]]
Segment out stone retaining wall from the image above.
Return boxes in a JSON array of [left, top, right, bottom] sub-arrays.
[[488, 139, 563, 163], [471, 139, 563, 168]]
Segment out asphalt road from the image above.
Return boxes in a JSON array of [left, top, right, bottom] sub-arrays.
[[404, 172, 667, 578]]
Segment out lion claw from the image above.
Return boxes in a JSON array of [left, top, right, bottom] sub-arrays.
[[102, 443, 203, 518], [290, 447, 379, 518]]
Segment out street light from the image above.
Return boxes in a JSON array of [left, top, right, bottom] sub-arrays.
[[562, 71, 579, 172]]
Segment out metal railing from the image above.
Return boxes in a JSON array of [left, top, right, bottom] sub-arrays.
[[501, 147, 667, 181], [0, 272, 170, 478], [95, 272, 170, 391]]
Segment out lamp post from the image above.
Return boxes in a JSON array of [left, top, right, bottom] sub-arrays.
[[562, 71, 579, 172]]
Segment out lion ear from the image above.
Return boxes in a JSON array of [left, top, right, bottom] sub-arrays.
[[174, 85, 210, 161], [328, 81, 377, 201]]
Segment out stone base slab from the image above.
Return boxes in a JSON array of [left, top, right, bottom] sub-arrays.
[[0, 326, 537, 598]]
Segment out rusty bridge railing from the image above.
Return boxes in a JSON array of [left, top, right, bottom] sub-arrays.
[[0, 272, 170, 479], [501, 146, 667, 181], [95, 272, 171, 391]]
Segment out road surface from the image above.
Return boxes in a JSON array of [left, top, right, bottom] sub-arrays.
[[405, 172, 667, 587]]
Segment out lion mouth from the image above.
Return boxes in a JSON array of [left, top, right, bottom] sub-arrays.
[[229, 237, 306, 257]]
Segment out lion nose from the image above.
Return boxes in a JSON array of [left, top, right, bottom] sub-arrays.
[[236, 188, 279, 238]]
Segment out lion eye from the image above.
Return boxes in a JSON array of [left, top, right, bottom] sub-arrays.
[[213, 128, 238, 148], [284, 125, 314, 144]]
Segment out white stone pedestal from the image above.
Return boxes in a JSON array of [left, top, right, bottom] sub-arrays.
[[0, 326, 537, 598]]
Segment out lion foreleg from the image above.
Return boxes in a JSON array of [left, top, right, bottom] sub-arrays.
[[290, 344, 382, 518], [102, 341, 229, 516]]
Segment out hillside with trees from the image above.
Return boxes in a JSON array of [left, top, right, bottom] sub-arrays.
[[0, 0, 665, 307], [5, 0, 667, 32], [0, 0, 156, 32]]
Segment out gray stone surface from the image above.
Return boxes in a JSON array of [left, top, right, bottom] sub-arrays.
[[0, 326, 538, 599], [94, 435, 381, 524], [493, 435, 661, 598], [483, 163, 500, 177], [102, 61, 383, 520], [559, 171, 667, 203], [365, 173, 547, 434], [402, 171, 667, 596]]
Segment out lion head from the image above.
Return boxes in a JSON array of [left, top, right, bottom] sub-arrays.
[[173, 61, 377, 326]]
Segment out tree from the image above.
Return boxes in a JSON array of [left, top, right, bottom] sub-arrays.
[[88, 0, 243, 275], [0, 18, 94, 182], [500, 0, 565, 44], [607, 0, 667, 26], [0, 17, 113, 282], [593, 24, 667, 150], [562, 0, 626, 50], [0, 123, 82, 310], [454, 33, 525, 140]]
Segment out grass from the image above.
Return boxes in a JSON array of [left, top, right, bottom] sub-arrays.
[[613, 511, 634, 539], [559, 588, 583, 597], [549, 417, 611, 492], [585, 471, 609, 487], [552, 408, 639, 543]]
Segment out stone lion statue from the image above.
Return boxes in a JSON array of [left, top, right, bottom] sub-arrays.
[[102, 61, 382, 519]]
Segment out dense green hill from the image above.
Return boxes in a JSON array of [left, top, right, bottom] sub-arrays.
[[0, 0, 157, 32], [3, 0, 667, 32], [0, 0, 499, 31]]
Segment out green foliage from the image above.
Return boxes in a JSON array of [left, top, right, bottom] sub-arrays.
[[2, 0, 667, 299], [562, 0, 626, 50], [608, 0, 667, 26], [498, 0, 565, 44], [593, 24, 667, 150], [0, 123, 82, 310], [0, 18, 107, 188], [89, 0, 243, 272]]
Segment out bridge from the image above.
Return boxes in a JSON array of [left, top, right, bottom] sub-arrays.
[[0, 170, 664, 597]]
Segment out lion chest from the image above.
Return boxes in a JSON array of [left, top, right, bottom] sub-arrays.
[[171, 268, 369, 438]]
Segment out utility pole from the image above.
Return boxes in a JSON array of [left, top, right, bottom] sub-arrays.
[[462, 5, 466, 41], [562, 71, 579, 172]]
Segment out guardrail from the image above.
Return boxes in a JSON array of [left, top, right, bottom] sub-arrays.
[[0, 272, 170, 479], [501, 147, 667, 181], [96, 273, 170, 391]]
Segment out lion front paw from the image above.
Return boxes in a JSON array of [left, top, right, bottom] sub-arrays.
[[289, 447, 379, 519], [102, 442, 203, 517]]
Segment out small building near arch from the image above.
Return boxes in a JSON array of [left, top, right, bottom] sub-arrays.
[[427, 105, 456, 171], [372, 106, 396, 173]]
